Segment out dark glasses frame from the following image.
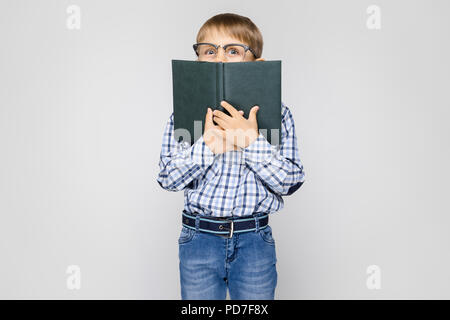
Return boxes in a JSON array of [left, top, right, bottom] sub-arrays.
[[193, 42, 257, 59]]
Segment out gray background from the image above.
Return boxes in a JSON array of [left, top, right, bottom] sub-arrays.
[[1, 0, 449, 299]]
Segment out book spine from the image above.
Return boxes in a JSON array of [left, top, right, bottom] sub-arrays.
[[221, 62, 225, 103], [216, 62, 224, 110]]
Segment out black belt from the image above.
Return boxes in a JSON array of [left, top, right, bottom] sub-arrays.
[[182, 210, 269, 238]]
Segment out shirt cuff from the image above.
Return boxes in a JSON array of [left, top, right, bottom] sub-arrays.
[[190, 135, 215, 169], [243, 133, 278, 164]]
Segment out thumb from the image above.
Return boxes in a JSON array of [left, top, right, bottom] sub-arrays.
[[249, 105, 259, 122], [204, 107, 212, 129]]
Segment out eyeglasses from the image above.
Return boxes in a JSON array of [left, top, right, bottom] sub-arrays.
[[193, 42, 257, 62]]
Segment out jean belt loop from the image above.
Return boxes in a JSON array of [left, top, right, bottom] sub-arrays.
[[254, 213, 260, 232], [195, 214, 200, 232]]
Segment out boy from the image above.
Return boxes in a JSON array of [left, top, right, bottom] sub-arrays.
[[157, 13, 305, 300]]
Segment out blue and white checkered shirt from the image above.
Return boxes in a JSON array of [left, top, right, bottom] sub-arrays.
[[157, 103, 305, 217]]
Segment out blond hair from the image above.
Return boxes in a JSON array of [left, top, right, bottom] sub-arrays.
[[196, 13, 264, 59]]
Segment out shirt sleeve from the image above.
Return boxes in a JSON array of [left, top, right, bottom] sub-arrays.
[[157, 112, 215, 191], [242, 105, 305, 196]]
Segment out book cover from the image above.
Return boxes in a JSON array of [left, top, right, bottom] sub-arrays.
[[172, 59, 282, 146]]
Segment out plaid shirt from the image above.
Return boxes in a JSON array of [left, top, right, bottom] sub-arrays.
[[157, 103, 305, 217]]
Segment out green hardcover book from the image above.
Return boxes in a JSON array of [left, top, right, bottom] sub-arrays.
[[172, 59, 282, 146]]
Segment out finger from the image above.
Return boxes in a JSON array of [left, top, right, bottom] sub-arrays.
[[205, 107, 213, 129], [233, 143, 242, 150], [216, 122, 226, 131], [213, 116, 228, 129], [224, 132, 239, 149], [220, 100, 240, 118], [213, 109, 232, 121], [248, 105, 259, 122], [212, 127, 226, 139], [238, 110, 244, 116]]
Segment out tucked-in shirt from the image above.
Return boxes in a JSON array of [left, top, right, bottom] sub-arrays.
[[157, 103, 305, 217]]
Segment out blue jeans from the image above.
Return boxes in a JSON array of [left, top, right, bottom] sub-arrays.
[[178, 222, 278, 300]]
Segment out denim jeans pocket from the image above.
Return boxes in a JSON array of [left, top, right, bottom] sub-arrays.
[[259, 225, 275, 245], [178, 226, 196, 244]]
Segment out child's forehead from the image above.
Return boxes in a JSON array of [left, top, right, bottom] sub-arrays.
[[199, 27, 246, 45]]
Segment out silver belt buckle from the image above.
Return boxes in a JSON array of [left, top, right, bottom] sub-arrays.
[[227, 220, 234, 238], [217, 218, 234, 238]]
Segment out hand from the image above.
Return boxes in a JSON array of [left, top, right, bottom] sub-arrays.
[[212, 101, 259, 149], [203, 107, 244, 154]]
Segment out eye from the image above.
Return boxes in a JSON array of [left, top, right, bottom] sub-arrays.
[[226, 46, 243, 56], [203, 48, 216, 55]]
